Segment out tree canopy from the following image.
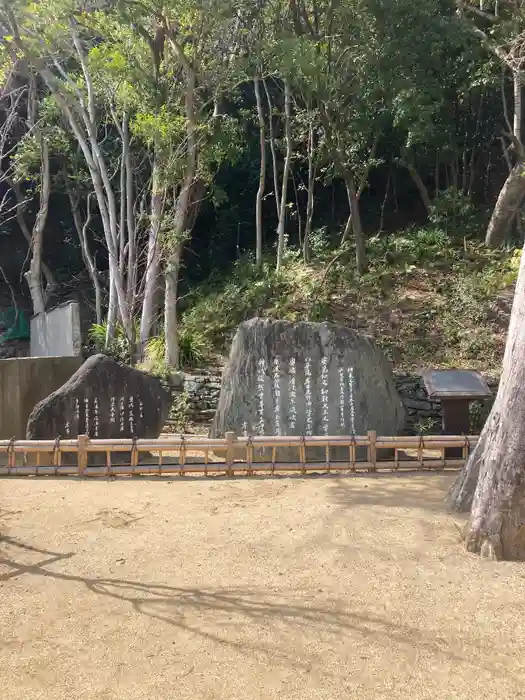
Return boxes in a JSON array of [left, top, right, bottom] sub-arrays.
[[0, 0, 523, 365]]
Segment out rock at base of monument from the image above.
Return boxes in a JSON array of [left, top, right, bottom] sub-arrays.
[[210, 318, 405, 452], [26, 354, 172, 444]]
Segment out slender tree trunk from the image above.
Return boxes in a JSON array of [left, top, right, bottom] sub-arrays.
[[7, 178, 56, 292], [379, 167, 391, 233], [303, 118, 316, 263], [164, 243, 182, 369], [118, 118, 127, 276], [486, 70, 525, 247], [68, 189, 103, 325], [106, 280, 118, 344], [292, 169, 303, 248], [404, 160, 432, 213], [457, 244, 525, 560], [514, 71, 522, 144], [342, 167, 366, 274], [139, 153, 164, 359], [254, 74, 265, 269], [319, 104, 366, 273], [263, 79, 280, 219], [11, 27, 133, 342], [125, 118, 136, 306], [276, 77, 292, 273], [163, 33, 200, 368], [27, 138, 50, 315]]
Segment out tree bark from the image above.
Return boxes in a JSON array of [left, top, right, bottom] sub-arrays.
[[139, 153, 164, 360], [68, 189, 103, 325], [514, 71, 522, 145], [106, 280, 118, 344], [27, 138, 50, 315], [341, 167, 366, 274], [276, 77, 292, 273], [164, 244, 182, 369], [254, 74, 265, 269], [486, 69, 525, 247], [319, 103, 367, 273], [263, 79, 281, 219], [404, 160, 432, 213], [303, 116, 316, 263], [447, 433, 485, 512], [459, 244, 525, 560], [9, 178, 56, 294], [164, 29, 200, 368], [485, 159, 525, 247]]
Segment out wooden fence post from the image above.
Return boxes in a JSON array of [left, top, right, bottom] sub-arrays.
[[78, 434, 89, 476], [225, 431, 236, 476], [367, 430, 377, 472]]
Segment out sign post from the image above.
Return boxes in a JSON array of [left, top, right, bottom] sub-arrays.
[[421, 369, 492, 458]]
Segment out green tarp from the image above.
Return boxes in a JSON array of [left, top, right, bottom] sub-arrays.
[[0, 308, 30, 343]]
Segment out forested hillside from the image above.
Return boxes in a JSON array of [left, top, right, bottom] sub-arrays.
[[0, 0, 523, 371]]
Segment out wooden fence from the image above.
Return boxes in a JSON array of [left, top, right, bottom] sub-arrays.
[[0, 430, 477, 478]]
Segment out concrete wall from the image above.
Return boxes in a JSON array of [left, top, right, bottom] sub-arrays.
[[31, 301, 82, 357], [0, 356, 83, 438]]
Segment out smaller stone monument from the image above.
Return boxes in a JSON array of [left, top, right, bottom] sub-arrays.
[[26, 354, 171, 441]]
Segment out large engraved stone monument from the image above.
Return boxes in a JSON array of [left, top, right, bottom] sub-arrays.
[[210, 319, 404, 459], [26, 354, 171, 440]]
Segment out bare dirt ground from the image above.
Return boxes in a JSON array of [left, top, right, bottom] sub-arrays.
[[1, 473, 525, 700]]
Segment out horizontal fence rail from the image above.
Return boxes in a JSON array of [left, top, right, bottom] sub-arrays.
[[0, 431, 478, 478]]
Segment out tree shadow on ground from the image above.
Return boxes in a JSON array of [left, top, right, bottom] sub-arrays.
[[0, 534, 513, 680], [327, 472, 460, 514]]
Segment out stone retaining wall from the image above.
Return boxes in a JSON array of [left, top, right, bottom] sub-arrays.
[[172, 369, 498, 435]]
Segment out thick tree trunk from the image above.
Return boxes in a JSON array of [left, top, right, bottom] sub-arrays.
[[447, 433, 485, 512], [485, 159, 525, 247], [276, 77, 292, 273], [253, 74, 265, 269], [460, 245, 525, 560]]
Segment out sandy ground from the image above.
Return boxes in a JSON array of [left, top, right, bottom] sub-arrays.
[[1, 473, 525, 700]]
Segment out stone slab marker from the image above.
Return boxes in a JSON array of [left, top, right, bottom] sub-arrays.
[[210, 318, 405, 459], [30, 301, 82, 357]]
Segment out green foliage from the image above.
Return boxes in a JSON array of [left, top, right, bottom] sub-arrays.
[[0, 0, 521, 388], [169, 391, 191, 433], [429, 188, 483, 237], [145, 326, 212, 370], [307, 227, 332, 257], [367, 227, 455, 266], [179, 234, 518, 376], [87, 322, 133, 364], [414, 417, 440, 435]]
